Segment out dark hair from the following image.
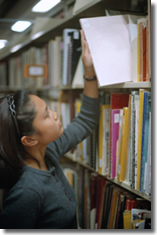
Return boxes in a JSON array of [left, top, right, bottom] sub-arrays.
[[0, 90, 36, 189]]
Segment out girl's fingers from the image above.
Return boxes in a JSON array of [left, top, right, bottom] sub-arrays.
[[80, 30, 89, 55], [80, 30, 85, 52]]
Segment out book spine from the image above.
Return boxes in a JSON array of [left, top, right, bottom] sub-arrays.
[[136, 89, 144, 190]]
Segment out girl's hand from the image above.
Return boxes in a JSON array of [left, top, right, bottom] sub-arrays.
[[80, 30, 96, 77]]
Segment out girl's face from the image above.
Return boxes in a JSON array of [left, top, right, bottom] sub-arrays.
[[30, 94, 64, 146]]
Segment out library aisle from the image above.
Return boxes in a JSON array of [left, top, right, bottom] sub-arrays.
[[0, 0, 153, 230]]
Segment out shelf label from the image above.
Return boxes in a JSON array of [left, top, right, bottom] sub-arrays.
[[24, 64, 47, 78]]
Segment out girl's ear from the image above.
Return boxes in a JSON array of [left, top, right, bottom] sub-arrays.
[[21, 136, 38, 147]]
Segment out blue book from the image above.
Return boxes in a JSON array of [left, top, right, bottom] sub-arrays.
[[140, 92, 151, 192]]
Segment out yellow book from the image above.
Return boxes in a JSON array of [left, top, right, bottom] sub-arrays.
[[117, 107, 128, 182], [98, 104, 110, 175], [107, 188, 119, 229], [123, 210, 131, 229], [67, 170, 73, 187], [136, 89, 144, 190], [132, 220, 145, 229], [137, 20, 141, 82], [75, 99, 83, 161], [124, 95, 131, 180]]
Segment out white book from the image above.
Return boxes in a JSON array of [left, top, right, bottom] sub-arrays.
[[80, 15, 142, 86], [72, 56, 84, 88]]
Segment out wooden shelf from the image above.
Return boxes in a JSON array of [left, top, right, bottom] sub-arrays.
[[64, 153, 151, 202]]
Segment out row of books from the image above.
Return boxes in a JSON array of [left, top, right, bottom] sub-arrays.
[[72, 90, 151, 196], [0, 12, 151, 89], [0, 46, 49, 89], [62, 166, 151, 229], [80, 13, 151, 87], [101, 90, 151, 196], [0, 28, 82, 89], [43, 89, 151, 197]]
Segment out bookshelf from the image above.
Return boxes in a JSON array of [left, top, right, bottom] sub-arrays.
[[0, 0, 151, 230], [64, 153, 151, 202]]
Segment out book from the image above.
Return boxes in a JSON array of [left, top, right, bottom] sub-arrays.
[[75, 99, 83, 161], [107, 187, 120, 229], [146, 14, 151, 81], [67, 31, 81, 85], [111, 109, 121, 178], [48, 36, 62, 87], [89, 173, 97, 229], [145, 112, 151, 196], [123, 210, 131, 229], [116, 109, 123, 180], [62, 28, 79, 86], [131, 208, 151, 229], [84, 169, 90, 228], [72, 56, 84, 88], [137, 18, 147, 82], [98, 104, 110, 176], [108, 93, 129, 178], [125, 94, 132, 184], [77, 166, 85, 228], [90, 128, 98, 170], [102, 184, 114, 228], [136, 89, 145, 190], [117, 107, 129, 182], [130, 91, 139, 188], [80, 15, 141, 86], [134, 93, 140, 189], [140, 91, 148, 191], [115, 192, 131, 229], [140, 92, 151, 193], [95, 176, 106, 229]]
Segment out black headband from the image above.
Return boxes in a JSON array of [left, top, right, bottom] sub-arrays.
[[7, 94, 21, 136]]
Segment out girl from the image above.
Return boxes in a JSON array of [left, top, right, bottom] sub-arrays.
[[0, 30, 100, 229]]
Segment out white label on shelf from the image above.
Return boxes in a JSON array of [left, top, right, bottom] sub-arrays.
[[29, 66, 44, 76]]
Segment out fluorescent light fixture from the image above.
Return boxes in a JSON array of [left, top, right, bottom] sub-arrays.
[[11, 21, 32, 32], [0, 39, 7, 49], [11, 44, 22, 53], [32, 0, 61, 13], [31, 31, 44, 40]]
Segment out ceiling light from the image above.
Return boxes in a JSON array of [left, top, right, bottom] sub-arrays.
[[11, 44, 22, 53], [0, 40, 8, 49], [32, 0, 61, 13], [11, 21, 32, 32], [31, 31, 44, 40]]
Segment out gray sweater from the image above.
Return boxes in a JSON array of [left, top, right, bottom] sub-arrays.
[[0, 93, 100, 229]]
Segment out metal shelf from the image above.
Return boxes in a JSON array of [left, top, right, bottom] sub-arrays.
[[64, 153, 151, 202]]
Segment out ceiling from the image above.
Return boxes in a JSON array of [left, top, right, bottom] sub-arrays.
[[0, 0, 67, 43], [0, 0, 148, 58]]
